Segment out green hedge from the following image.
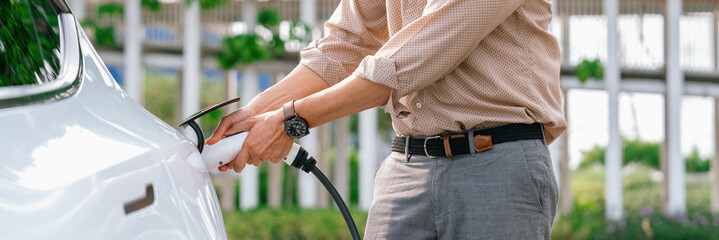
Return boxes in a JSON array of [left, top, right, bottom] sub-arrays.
[[579, 139, 711, 172], [553, 207, 719, 240], [223, 208, 368, 240], [552, 164, 716, 239]]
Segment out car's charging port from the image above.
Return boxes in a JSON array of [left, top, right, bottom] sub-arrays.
[[178, 97, 241, 153]]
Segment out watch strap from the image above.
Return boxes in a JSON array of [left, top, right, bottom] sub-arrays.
[[283, 100, 295, 121]]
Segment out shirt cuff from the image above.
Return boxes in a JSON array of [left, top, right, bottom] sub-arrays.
[[353, 55, 406, 115], [352, 55, 401, 91], [299, 39, 350, 86]]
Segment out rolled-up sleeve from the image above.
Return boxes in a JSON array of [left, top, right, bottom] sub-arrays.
[[353, 0, 525, 98], [300, 0, 388, 86]]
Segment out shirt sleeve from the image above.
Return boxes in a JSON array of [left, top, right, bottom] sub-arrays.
[[353, 0, 525, 98], [300, 0, 388, 86]]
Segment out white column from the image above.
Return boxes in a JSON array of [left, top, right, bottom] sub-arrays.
[[237, 0, 260, 210], [219, 70, 240, 212], [711, 98, 719, 213], [226, 70, 239, 101], [549, 0, 557, 34], [317, 125, 331, 207], [124, 0, 143, 104], [559, 89, 573, 215], [300, 0, 317, 28], [268, 73, 284, 208], [239, 67, 260, 210], [665, 0, 686, 217], [548, 134, 561, 184], [242, 0, 257, 31], [334, 117, 351, 201], [713, 12, 718, 71], [298, 0, 320, 208], [359, 109, 378, 210], [69, 0, 85, 20], [603, 0, 623, 221], [182, 0, 201, 135], [299, 133, 319, 207]]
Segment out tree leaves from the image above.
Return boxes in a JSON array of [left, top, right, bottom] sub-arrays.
[[184, 0, 229, 10], [258, 9, 281, 27], [141, 0, 161, 12], [217, 34, 272, 70], [217, 9, 306, 70], [0, 0, 61, 86], [575, 59, 604, 83], [97, 3, 123, 18]]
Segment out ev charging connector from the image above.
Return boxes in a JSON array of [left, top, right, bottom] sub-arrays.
[[178, 97, 360, 240]]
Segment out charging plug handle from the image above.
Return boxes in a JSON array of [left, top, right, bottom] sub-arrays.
[[185, 97, 359, 240]]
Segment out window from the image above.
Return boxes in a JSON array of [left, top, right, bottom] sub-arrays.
[[0, 0, 62, 87]]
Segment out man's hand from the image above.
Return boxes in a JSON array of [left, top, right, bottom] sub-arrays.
[[206, 106, 259, 146], [217, 109, 294, 173]]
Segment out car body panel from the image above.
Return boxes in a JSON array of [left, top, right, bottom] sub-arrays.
[[0, 15, 227, 240]]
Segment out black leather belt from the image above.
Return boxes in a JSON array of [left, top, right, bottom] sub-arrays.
[[392, 123, 544, 158]]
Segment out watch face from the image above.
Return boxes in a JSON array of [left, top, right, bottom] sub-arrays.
[[284, 118, 309, 138]]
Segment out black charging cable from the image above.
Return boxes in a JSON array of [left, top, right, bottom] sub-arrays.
[[179, 97, 360, 239], [288, 147, 361, 240]]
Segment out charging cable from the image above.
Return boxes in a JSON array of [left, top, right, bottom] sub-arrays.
[[198, 132, 361, 240], [286, 144, 361, 240], [179, 98, 361, 240]]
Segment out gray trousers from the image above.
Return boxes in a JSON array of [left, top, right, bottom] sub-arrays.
[[364, 139, 558, 239]]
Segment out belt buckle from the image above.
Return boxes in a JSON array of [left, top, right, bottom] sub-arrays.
[[423, 136, 441, 158]]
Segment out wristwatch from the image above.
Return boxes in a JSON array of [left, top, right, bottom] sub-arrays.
[[283, 100, 310, 139]]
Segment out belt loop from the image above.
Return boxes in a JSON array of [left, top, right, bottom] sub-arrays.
[[404, 136, 411, 162], [468, 130, 477, 156]]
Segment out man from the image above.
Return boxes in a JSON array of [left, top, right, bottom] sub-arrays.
[[207, 0, 566, 238]]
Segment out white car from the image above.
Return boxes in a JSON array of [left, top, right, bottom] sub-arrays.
[[0, 1, 227, 239]]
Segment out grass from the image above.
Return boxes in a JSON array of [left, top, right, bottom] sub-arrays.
[[223, 207, 368, 240], [552, 164, 717, 239]]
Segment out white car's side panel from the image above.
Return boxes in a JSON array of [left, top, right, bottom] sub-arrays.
[[0, 20, 226, 239]]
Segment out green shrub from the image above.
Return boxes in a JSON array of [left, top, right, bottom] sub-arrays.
[[685, 147, 711, 172], [553, 207, 719, 240], [223, 207, 368, 240], [553, 165, 716, 239], [624, 140, 661, 169], [579, 139, 709, 172]]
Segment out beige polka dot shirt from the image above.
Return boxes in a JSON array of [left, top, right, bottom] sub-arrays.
[[300, 0, 567, 144]]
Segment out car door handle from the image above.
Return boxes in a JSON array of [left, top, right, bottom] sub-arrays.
[[124, 184, 154, 214]]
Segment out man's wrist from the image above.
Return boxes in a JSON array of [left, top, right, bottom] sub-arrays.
[[282, 100, 310, 139]]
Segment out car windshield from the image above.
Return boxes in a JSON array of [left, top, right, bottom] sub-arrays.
[[0, 0, 62, 87]]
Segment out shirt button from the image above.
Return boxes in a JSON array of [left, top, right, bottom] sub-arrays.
[[415, 103, 422, 109]]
